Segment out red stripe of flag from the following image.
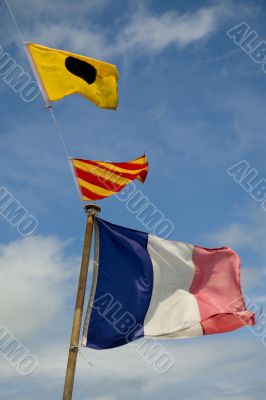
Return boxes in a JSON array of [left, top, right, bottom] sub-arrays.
[[79, 185, 107, 201], [75, 158, 148, 173], [74, 160, 145, 181], [74, 167, 125, 193]]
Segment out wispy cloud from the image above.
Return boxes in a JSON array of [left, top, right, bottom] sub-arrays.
[[113, 2, 233, 54], [204, 204, 266, 257], [2, 0, 252, 59], [1, 333, 264, 399]]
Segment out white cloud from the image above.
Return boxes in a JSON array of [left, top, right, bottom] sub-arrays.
[[91, 396, 117, 400], [2, 335, 263, 399], [0, 235, 77, 339], [241, 267, 263, 291], [29, 24, 109, 58], [203, 204, 266, 256], [205, 222, 256, 248], [2, 1, 250, 59], [114, 4, 227, 54], [23, 336, 262, 385]]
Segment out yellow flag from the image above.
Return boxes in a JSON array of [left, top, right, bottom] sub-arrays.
[[26, 43, 118, 109]]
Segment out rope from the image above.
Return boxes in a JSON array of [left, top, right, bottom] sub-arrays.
[[49, 107, 71, 159], [78, 346, 94, 367], [66, 345, 93, 367], [4, 0, 83, 205], [4, 0, 25, 43]]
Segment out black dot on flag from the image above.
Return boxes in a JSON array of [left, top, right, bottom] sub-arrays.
[[65, 56, 97, 85]]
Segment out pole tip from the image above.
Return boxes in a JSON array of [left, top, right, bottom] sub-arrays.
[[84, 204, 101, 216]]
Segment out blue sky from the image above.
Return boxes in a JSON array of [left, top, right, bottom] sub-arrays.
[[0, 0, 266, 399]]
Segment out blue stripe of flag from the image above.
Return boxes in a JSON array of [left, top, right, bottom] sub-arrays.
[[86, 218, 154, 349]]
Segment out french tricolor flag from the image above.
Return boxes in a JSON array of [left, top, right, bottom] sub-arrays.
[[82, 218, 255, 349]]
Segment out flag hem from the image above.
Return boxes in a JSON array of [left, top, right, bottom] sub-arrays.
[[24, 42, 51, 105], [81, 221, 100, 346]]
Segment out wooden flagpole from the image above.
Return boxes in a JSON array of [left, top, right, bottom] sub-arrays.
[[63, 204, 101, 400]]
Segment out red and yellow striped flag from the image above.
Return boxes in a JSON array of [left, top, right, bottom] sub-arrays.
[[71, 155, 148, 201]]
